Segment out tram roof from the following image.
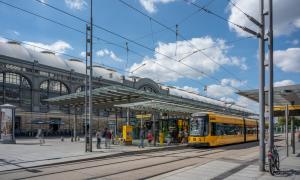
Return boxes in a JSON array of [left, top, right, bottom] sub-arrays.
[[237, 84, 300, 116], [47, 85, 255, 116]]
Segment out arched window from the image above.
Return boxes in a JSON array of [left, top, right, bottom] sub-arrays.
[[75, 85, 100, 93], [75, 86, 85, 93], [139, 85, 158, 93], [40, 80, 69, 106], [0, 72, 32, 108]]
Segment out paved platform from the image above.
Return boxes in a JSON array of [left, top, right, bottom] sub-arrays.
[[0, 137, 184, 172], [150, 135, 300, 180]]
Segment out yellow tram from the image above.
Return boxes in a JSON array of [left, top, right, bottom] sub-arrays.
[[188, 112, 258, 147]]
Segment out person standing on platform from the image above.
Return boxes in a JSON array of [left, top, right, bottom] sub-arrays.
[[106, 129, 112, 149], [103, 128, 108, 148], [147, 131, 153, 146], [139, 128, 145, 148]]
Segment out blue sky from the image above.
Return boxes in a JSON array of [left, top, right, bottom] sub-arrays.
[[0, 0, 299, 111]]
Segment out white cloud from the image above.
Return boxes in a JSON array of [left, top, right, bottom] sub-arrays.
[[274, 80, 295, 87], [206, 84, 234, 98], [129, 37, 247, 82], [236, 96, 258, 113], [96, 49, 123, 62], [0, 36, 7, 43], [65, 0, 87, 10], [220, 97, 235, 103], [274, 48, 300, 73], [80, 51, 86, 57], [177, 86, 199, 94], [228, 0, 300, 37], [286, 39, 299, 45], [23, 40, 72, 54], [12, 31, 20, 36], [139, 0, 176, 13], [221, 78, 246, 88]]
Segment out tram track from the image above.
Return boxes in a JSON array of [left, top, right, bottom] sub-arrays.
[[13, 148, 225, 180], [1, 141, 264, 180], [0, 148, 208, 179], [0, 146, 195, 175]]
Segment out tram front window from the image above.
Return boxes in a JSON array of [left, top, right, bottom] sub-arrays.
[[190, 116, 208, 136]]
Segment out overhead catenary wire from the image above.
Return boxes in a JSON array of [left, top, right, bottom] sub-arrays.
[[227, 0, 261, 27], [185, 0, 260, 36], [5, 0, 247, 92], [133, 0, 216, 41], [0, 4, 253, 111], [117, 0, 254, 90], [29, 0, 243, 91]]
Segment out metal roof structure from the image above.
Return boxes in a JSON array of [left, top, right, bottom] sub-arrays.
[[115, 100, 203, 114], [47, 85, 255, 116], [237, 84, 300, 116]]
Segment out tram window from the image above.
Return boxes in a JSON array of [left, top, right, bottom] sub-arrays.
[[211, 123, 243, 136], [190, 116, 208, 136], [246, 127, 257, 134]]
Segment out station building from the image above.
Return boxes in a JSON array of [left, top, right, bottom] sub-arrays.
[[0, 41, 253, 138]]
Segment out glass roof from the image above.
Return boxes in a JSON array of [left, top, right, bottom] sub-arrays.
[[47, 85, 255, 117]]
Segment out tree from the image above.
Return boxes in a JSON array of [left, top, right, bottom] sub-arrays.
[[277, 116, 300, 127]]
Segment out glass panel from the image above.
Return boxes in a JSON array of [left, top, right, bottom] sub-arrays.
[[49, 81, 60, 92], [21, 77, 30, 88], [211, 123, 243, 136], [5, 73, 20, 85], [40, 81, 48, 90], [0, 73, 3, 82], [190, 116, 208, 136]]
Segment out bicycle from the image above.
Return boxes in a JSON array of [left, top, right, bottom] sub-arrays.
[[267, 145, 280, 176]]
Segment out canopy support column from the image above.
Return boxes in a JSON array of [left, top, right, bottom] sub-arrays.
[[127, 108, 130, 126], [152, 112, 156, 146], [291, 116, 295, 154], [73, 106, 77, 142]]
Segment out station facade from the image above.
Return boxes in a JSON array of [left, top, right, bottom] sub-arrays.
[[0, 41, 252, 138]]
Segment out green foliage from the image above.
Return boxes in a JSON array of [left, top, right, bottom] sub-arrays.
[[277, 116, 300, 126]]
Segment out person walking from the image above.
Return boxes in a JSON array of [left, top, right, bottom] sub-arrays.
[[139, 128, 145, 148], [96, 130, 101, 149]]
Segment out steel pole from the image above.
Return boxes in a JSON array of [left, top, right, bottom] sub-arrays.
[[85, 24, 88, 152], [73, 106, 77, 141], [291, 117, 295, 154], [268, 0, 274, 152], [285, 104, 289, 157], [115, 110, 118, 138], [258, 0, 266, 172], [127, 108, 130, 126], [152, 112, 156, 146], [88, 0, 93, 152]]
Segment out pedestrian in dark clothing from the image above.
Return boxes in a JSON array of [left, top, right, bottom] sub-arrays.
[[96, 130, 101, 149]]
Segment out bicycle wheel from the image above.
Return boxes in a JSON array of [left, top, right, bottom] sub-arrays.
[[269, 158, 275, 176], [275, 153, 280, 170]]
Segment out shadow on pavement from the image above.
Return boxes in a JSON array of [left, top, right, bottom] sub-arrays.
[[274, 169, 300, 177]]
